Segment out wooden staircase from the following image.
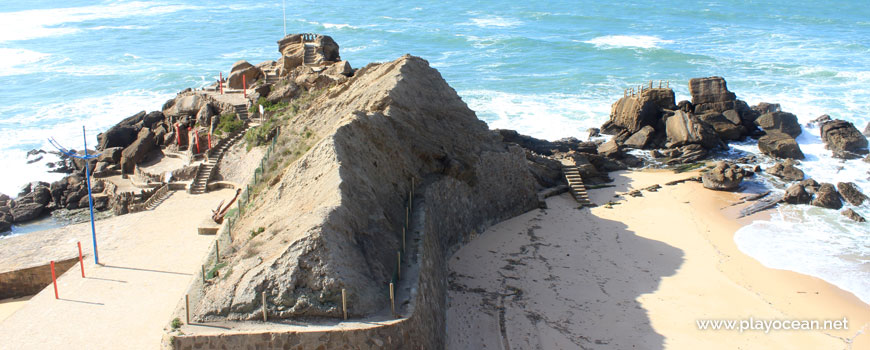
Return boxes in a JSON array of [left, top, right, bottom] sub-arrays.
[[263, 68, 280, 85], [563, 165, 592, 207]]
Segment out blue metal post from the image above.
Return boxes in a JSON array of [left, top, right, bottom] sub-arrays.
[[83, 126, 99, 264]]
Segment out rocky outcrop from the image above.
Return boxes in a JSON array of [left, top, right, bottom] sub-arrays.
[[864, 122, 870, 137], [811, 183, 842, 210], [689, 76, 736, 113], [806, 114, 831, 128], [820, 119, 869, 158], [0, 194, 12, 232], [277, 34, 341, 73], [702, 161, 745, 191], [663, 110, 721, 149], [196, 55, 539, 321], [497, 130, 596, 155], [603, 88, 675, 135], [758, 131, 804, 159], [842, 209, 866, 222], [752, 102, 781, 115], [766, 160, 804, 181], [755, 112, 801, 138], [783, 183, 811, 204], [228, 60, 263, 89], [836, 182, 867, 206]]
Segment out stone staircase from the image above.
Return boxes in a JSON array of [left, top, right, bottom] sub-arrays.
[[188, 122, 250, 194], [263, 68, 279, 85], [303, 44, 316, 66], [563, 165, 592, 206]]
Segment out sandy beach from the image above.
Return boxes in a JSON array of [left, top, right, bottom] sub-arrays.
[[447, 169, 869, 349]]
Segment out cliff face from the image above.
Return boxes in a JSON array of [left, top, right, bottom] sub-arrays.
[[195, 55, 539, 320]]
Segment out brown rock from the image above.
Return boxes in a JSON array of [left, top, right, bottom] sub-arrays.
[[805, 114, 831, 128], [811, 183, 843, 210], [689, 76, 736, 105], [120, 128, 156, 173], [605, 88, 674, 134], [755, 111, 802, 138], [277, 33, 341, 72], [702, 161, 745, 191], [820, 119, 869, 157], [597, 139, 622, 158], [752, 102, 781, 115], [842, 209, 866, 222], [757, 131, 804, 159], [663, 110, 722, 149], [801, 178, 820, 194], [623, 125, 655, 149], [836, 182, 868, 206], [698, 112, 744, 141], [766, 160, 804, 181], [783, 183, 811, 204], [228, 60, 263, 89]]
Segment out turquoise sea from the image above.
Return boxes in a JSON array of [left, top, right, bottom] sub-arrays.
[[1, 1, 868, 303]]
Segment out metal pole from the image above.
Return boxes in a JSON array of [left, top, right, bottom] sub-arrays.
[[83, 126, 99, 264], [342, 288, 347, 320]]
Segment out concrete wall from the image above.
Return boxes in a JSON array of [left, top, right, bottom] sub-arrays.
[[0, 258, 78, 299]]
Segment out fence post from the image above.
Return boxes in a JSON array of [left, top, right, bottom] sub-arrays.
[[342, 288, 347, 320], [185, 294, 190, 324], [402, 227, 406, 253], [262, 291, 267, 322], [397, 251, 401, 280], [215, 241, 220, 263], [389, 282, 395, 318], [202, 265, 206, 281]]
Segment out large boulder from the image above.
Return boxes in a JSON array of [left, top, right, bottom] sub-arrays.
[[195, 103, 218, 128], [702, 161, 745, 191], [623, 125, 655, 149], [120, 128, 157, 173], [755, 112, 801, 138], [836, 182, 867, 206], [864, 122, 870, 137], [689, 77, 736, 114], [698, 112, 744, 141], [266, 80, 300, 104], [766, 160, 804, 181], [663, 110, 721, 149], [97, 147, 123, 164], [0, 205, 12, 232], [97, 111, 147, 150], [597, 139, 623, 158], [165, 94, 205, 117], [605, 88, 675, 134], [752, 102, 781, 115], [811, 183, 843, 210], [783, 183, 811, 204], [228, 60, 263, 89], [497, 130, 596, 156], [11, 202, 45, 223], [820, 119, 869, 158], [142, 111, 164, 129], [758, 131, 804, 159]]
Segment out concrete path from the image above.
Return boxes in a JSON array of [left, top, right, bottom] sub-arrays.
[[0, 189, 235, 350]]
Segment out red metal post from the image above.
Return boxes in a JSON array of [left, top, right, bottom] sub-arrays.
[[51, 260, 58, 299], [194, 130, 200, 154], [78, 242, 85, 278], [219, 72, 224, 94], [243, 75, 247, 98]]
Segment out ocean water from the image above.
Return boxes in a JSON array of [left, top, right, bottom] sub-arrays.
[[1, 1, 868, 302]]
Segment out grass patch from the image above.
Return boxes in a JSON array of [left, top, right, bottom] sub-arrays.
[[214, 113, 244, 136], [250, 226, 265, 238], [206, 262, 227, 280], [244, 118, 276, 151], [250, 97, 290, 114], [171, 317, 182, 330]]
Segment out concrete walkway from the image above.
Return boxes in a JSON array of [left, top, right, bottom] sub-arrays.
[[0, 189, 235, 350]]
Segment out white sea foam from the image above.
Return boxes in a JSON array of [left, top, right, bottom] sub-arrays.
[[460, 89, 611, 141], [0, 48, 51, 76], [0, 89, 173, 196], [584, 35, 673, 49], [0, 1, 199, 42], [468, 16, 522, 28], [322, 23, 356, 30]]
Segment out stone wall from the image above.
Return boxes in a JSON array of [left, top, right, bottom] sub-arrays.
[[0, 258, 78, 299]]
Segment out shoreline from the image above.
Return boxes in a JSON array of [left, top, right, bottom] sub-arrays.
[[447, 168, 868, 349]]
